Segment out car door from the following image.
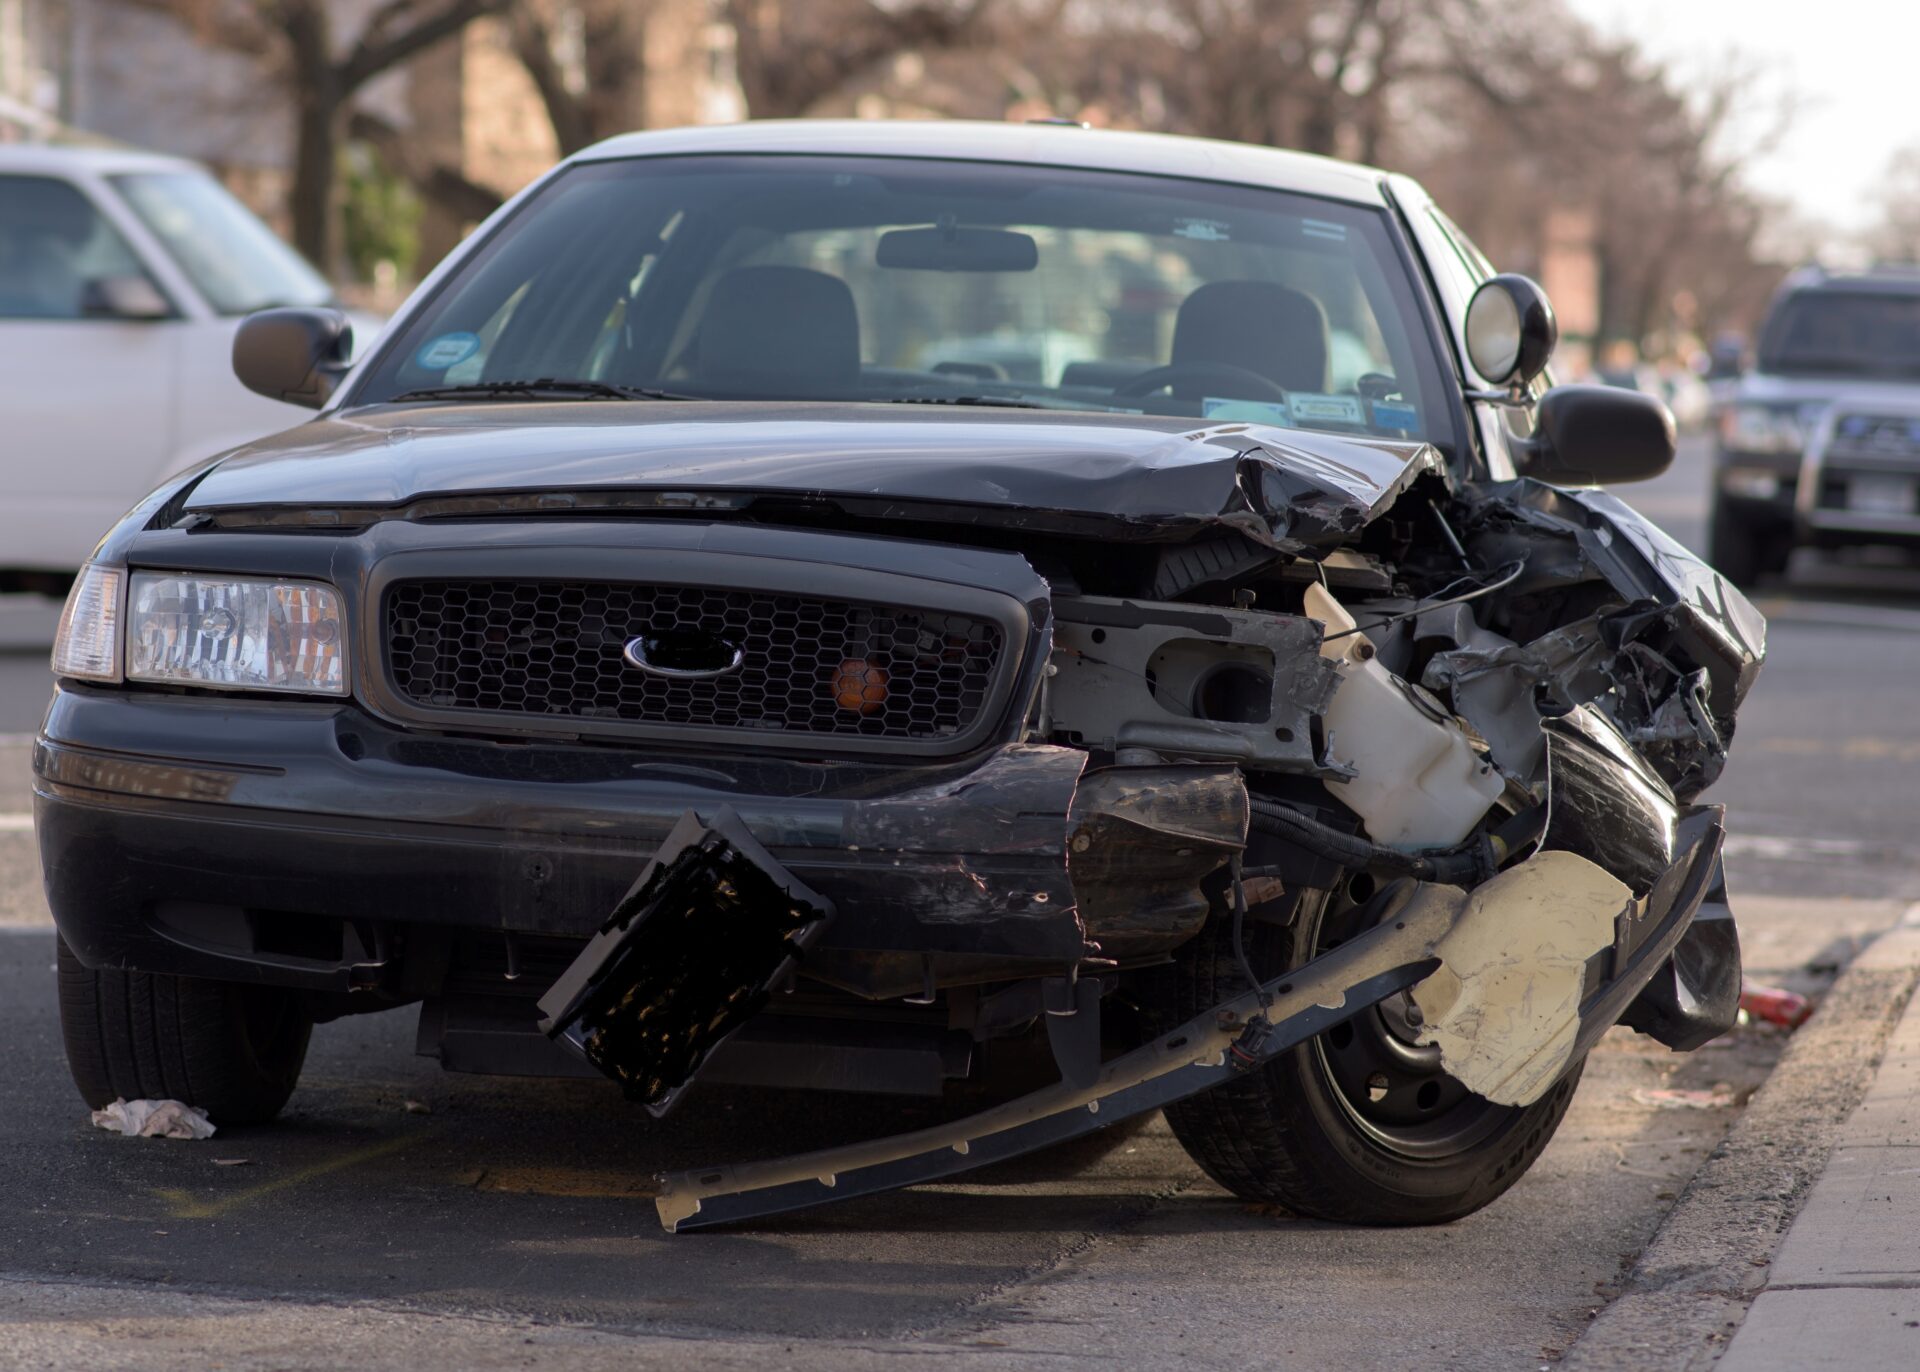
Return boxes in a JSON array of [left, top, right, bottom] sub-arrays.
[[0, 172, 179, 573]]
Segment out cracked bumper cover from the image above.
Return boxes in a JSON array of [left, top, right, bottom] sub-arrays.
[[33, 689, 1246, 995]]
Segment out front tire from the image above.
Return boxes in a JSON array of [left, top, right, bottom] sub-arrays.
[[1150, 881, 1584, 1225], [56, 938, 313, 1125]]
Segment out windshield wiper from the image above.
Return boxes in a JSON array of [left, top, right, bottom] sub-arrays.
[[875, 393, 1048, 409], [388, 379, 701, 403]]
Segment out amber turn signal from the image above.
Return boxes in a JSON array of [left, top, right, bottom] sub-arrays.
[[832, 657, 888, 714]]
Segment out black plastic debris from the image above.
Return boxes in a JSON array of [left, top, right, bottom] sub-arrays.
[[538, 808, 834, 1115]]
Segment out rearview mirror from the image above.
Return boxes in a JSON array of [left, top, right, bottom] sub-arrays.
[[79, 275, 172, 321], [233, 307, 354, 409], [876, 226, 1038, 272], [1518, 384, 1675, 485], [1465, 274, 1556, 388]]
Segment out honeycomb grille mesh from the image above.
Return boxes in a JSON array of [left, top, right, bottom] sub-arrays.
[[386, 581, 1003, 741]]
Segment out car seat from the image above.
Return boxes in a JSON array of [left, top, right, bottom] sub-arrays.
[[1170, 280, 1331, 397], [693, 265, 861, 399]]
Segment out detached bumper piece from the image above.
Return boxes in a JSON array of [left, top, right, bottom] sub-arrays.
[[538, 808, 834, 1115], [654, 812, 1726, 1233]]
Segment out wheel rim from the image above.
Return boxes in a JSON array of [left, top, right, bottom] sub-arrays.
[[1303, 877, 1517, 1161]]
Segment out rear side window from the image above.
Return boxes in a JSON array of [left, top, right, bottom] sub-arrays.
[[0, 175, 152, 320]]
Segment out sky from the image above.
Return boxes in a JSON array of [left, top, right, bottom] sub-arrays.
[[1567, 0, 1920, 241]]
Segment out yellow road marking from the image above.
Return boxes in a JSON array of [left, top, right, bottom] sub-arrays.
[[155, 1134, 420, 1220], [455, 1165, 660, 1200], [1752, 737, 1920, 764]]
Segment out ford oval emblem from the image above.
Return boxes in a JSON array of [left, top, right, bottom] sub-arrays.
[[622, 629, 745, 680]]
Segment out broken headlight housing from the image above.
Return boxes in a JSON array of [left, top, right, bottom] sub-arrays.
[[125, 572, 348, 696]]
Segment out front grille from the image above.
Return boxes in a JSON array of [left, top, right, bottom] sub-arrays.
[[1830, 413, 1920, 459], [386, 581, 1004, 742]]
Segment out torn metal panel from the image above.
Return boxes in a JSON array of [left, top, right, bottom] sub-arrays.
[[1450, 480, 1765, 800], [538, 808, 834, 1115], [1049, 596, 1335, 769], [1411, 851, 1630, 1106], [1066, 765, 1248, 959], [1417, 610, 1615, 783]]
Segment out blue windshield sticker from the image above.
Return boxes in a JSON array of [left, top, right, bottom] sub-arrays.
[[415, 331, 481, 370], [1288, 393, 1366, 426], [1370, 399, 1420, 432], [1203, 397, 1293, 425]]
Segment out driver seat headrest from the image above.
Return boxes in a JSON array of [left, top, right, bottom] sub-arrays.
[[1171, 280, 1331, 396], [695, 265, 861, 397]]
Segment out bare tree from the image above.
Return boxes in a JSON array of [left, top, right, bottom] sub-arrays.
[[726, 0, 996, 119], [122, 0, 506, 269], [507, 0, 651, 156], [1868, 147, 1920, 265]]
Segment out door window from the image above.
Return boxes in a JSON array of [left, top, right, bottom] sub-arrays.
[[0, 175, 154, 320]]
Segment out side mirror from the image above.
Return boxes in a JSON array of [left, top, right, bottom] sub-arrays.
[[1465, 274, 1557, 389], [79, 275, 172, 321], [1519, 383, 1676, 485], [233, 307, 354, 409]]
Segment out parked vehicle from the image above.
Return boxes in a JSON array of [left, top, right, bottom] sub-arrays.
[[1711, 264, 1920, 585], [0, 144, 358, 594], [38, 121, 1762, 1233]]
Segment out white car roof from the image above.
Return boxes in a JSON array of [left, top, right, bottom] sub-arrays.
[[574, 120, 1391, 208], [0, 143, 205, 177]]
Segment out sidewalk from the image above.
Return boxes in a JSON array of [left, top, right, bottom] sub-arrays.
[[1718, 921, 1920, 1370], [1563, 913, 1920, 1372]]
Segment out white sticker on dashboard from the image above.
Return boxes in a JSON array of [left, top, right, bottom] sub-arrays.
[[1288, 393, 1366, 425], [1202, 397, 1293, 425]]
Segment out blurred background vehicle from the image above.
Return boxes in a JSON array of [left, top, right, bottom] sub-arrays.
[[0, 143, 374, 595], [1710, 265, 1920, 586]]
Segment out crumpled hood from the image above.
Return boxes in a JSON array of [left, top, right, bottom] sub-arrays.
[[184, 401, 1445, 550]]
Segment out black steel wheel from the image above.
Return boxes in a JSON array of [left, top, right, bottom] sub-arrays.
[[1150, 876, 1584, 1225], [56, 937, 312, 1125]]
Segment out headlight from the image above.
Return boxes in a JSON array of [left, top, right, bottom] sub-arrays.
[[51, 563, 126, 683], [1720, 403, 1803, 455], [127, 573, 347, 696], [1719, 467, 1782, 500]]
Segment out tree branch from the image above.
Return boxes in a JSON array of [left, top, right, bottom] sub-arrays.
[[340, 0, 505, 91]]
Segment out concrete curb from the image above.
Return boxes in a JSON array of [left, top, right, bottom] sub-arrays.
[[1561, 922, 1920, 1371]]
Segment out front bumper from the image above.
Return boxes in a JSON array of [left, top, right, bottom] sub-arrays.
[[34, 686, 1242, 999]]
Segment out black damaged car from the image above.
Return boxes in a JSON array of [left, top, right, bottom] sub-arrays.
[[36, 121, 1764, 1232]]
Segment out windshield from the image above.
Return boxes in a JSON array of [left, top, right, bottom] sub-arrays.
[[1759, 291, 1920, 379], [351, 155, 1454, 447], [111, 171, 333, 316]]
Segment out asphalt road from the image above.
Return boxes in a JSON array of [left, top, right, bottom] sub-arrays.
[[1, 433, 1916, 1369]]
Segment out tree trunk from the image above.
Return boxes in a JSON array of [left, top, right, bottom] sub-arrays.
[[284, 0, 340, 271], [290, 91, 342, 270]]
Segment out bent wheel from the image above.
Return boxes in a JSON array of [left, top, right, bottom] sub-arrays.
[[56, 937, 313, 1125], [1152, 878, 1584, 1224]]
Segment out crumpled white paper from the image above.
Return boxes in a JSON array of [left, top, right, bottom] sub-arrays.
[[89, 1098, 217, 1140]]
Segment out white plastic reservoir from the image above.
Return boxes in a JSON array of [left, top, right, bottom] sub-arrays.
[[1305, 583, 1504, 850]]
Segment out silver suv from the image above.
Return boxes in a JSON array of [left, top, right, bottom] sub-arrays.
[[1712, 266, 1920, 585]]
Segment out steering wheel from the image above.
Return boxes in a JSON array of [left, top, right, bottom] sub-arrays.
[[1114, 360, 1289, 400]]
